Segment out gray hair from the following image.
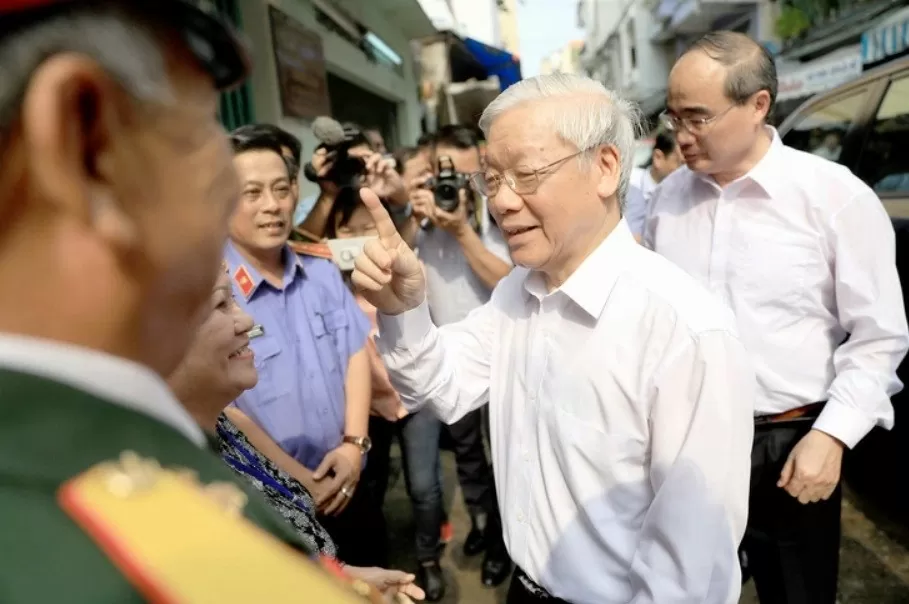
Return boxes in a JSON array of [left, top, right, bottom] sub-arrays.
[[478, 73, 643, 208], [687, 31, 777, 120], [0, 7, 173, 132]]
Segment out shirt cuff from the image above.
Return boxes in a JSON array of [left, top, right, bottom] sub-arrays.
[[812, 401, 877, 449], [376, 299, 433, 349]]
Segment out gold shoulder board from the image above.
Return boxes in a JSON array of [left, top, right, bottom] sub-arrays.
[[288, 239, 334, 260], [58, 452, 370, 603]]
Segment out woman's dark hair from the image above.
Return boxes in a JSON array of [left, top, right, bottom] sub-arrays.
[[324, 188, 390, 239], [229, 125, 296, 180]]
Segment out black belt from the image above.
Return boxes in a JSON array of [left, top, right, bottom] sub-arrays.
[[754, 402, 825, 427], [509, 567, 570, 603]]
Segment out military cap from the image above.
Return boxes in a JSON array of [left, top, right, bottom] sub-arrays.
[[0, 0, 251, 91]]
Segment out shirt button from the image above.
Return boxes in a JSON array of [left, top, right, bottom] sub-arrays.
[[517, 511, 525, 523]]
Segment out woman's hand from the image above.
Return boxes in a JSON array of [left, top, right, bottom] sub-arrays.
[[344, 566, 425, 601]]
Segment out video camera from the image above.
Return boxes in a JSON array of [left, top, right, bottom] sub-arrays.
[[426, 155, 469, 213], [303, 117, 368, 189]]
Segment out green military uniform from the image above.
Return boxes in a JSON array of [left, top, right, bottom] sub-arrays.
[[0, 2, 382, 602], [0, 368, 378, 602]]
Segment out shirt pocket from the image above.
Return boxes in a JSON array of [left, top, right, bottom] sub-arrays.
[[543, 405, 649, 507], [731, 223, 818, 312], [250, 335, 291, 407], [311, 309, 350, 377]]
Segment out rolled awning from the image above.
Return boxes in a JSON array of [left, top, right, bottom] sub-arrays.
[[462, 37, 522, 91]]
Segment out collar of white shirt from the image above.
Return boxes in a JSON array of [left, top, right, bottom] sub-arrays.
[[0, 333, 205, 446], [523, 218, 634, 319], [693, 127, 785, 199]]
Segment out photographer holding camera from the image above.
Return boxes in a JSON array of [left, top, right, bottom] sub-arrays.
[[297, 119, 409, 238], [400, 125, 512, 591]]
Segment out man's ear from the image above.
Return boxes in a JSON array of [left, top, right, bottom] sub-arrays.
[[20, 53, 128, 224], [594, 144, 620, 201], [653, 149, 666, 163], [21, 54, 142, 255]]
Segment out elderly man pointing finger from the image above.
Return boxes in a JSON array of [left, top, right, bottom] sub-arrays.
[[353, 73, 756, 604]]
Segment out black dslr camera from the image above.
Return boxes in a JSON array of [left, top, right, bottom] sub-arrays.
[[426, 155, 468, 213], [303, 118, 368, 189]]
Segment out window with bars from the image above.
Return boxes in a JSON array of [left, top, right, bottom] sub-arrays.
[[207, 0, 254, 130]]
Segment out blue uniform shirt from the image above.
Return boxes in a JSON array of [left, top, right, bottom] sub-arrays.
[[225, 241, 370, 470]]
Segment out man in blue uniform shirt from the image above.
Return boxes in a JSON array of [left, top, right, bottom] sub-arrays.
[[223, 126, 383, 567]]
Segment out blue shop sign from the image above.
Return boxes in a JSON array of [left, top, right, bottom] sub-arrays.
[[862, 7, 909, 65]]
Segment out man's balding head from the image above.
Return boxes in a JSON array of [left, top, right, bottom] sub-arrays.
[[680, 31, 777, 122], [665, 30, 777, 184]]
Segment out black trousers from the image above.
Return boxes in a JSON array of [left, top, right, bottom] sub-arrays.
[[318, 446, 389, 568], [446, 408, 497, 516], [740, 422, 841, 604], [506, 568, 569, 604]]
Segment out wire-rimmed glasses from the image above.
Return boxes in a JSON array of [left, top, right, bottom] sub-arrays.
[[469, 149, 588, 197]]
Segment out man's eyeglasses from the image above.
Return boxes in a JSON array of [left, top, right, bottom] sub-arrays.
[[658, 104, 735, 135], [469, 149, 588, 197]]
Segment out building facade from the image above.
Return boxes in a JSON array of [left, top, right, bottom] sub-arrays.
[[578, 0, 781, 124], [540, 40, 584, 75], [774, 0, 909, 120], [498, 0, 522, 55], [230, 0, 433, 198]]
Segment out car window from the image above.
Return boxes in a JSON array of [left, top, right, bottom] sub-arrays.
[[857, 75, 909, 195], [781, 90, 869, 165]]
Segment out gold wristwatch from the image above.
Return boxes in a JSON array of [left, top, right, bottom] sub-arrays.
[[342, 435, 372, 454]]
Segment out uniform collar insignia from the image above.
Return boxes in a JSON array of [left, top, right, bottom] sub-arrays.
[[232, 265, 257, 299]]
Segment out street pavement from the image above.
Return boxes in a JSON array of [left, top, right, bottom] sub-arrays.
[[384, 445, 909, 603]]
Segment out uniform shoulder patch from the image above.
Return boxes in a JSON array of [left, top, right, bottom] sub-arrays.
[[287, 239, 334, 261], [58, 452, 373, 603]]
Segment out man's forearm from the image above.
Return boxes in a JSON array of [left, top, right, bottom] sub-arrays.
[[299, 192, 334, 239], [455, 226, 510, 289], [343, 348, 371, 438], [378, 300, 493, 425]]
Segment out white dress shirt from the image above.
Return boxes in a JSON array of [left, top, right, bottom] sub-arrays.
[[0, 333, 204, 445], [416, 204, 511, 326], [625, 167, 658, 236], [378, 220, 755, 604], [644, 129, 909, 449]]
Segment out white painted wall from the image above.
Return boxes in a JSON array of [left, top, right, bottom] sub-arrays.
[[239, 0, 424, 199]]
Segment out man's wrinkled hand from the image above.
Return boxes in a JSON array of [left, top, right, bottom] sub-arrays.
[[343, 566, 426, 601], [777, 429, 845, 504], [352, 188, 426, 315], [312, 444, 362, 516]]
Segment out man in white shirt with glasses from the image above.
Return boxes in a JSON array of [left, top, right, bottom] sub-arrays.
[[352, 73, 756, 604], [645, 31, 908, 604]]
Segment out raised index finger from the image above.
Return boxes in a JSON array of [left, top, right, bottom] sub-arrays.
[[360, 187, 401, 242]]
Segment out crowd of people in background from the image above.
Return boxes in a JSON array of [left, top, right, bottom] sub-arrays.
[[214, 118, 515, 601], [3, 1, 906, 602]]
